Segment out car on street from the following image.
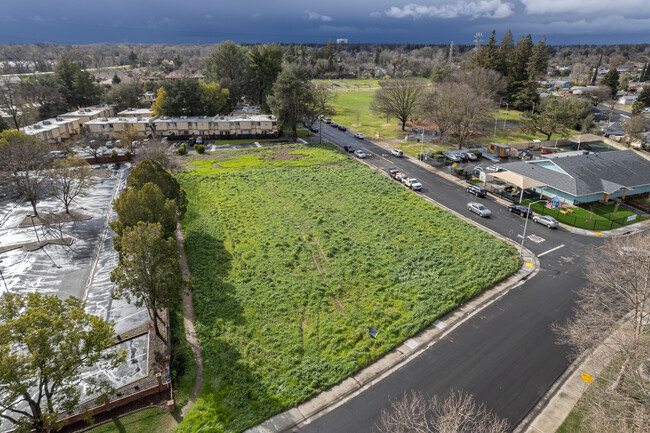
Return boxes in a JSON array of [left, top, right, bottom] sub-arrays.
[[466, 185, 487, 197], [642, 107, 650, 114], [331, 122, 339, 127], [391, 149, 403, 157], [464, 152, 477, 160], [446, 153, 463, 162], [354, 150, 367, 158], [343, 145, 355, 153], [402, 177, 422, 191], [338, 125, 347, 131], [354, 133, 365, 139], [532, 215, 559, 228], [105, 141, 113, 149], [467, 202, 491, 217], [508, 204, 533, 218]]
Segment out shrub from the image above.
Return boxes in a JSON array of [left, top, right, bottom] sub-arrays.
[[110, 149, 118, 161], [195, 144, 205, 154], [454, 166, 465, 176], [125, 151, 133, 160], [469, 150, 482, 157], [177, 145, 187, 156]]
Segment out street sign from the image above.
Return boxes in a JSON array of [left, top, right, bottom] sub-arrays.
[[453, 163, 457, 167], [581, 373, 594, 383], [627, 214, 637, 222]]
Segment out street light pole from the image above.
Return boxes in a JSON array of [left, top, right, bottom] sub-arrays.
[[419, 127, 425, 160], [503, 102, 509, 146], [519, 199, 548, 258], [26, 214, 40, 244]]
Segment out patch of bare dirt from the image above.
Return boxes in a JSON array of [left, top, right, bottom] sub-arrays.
[[261, 147, 308, 162]]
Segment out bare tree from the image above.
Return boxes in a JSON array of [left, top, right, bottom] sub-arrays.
[[0, 130, 49, 216], [419, 82, 492, 149], [0, 78, 28, 129], [49, 156, 95, 214], [136, 139, 171, 169], [376, 390, 508, 433], [622, 115, 647, 146], [450, 68, 506, 102], [370, 79, 424, 131], [118, 125, 141, 156], [554, 232, 650, 432], [79, 129, 108, 162]]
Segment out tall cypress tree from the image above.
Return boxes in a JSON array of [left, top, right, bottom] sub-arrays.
[[495, 30, 514, 77], [527, 35, 549, 80], [591, 55, 602, 86]]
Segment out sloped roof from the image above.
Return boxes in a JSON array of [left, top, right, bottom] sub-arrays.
[[498, 150, 650, 197]]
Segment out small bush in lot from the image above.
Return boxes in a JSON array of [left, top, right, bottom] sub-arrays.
[[110, 149, 118, 161], [176, 145, 187, 156], [195, 144, 205, 154], [454, 166, 464, 176], [469, 150, 482, 158]]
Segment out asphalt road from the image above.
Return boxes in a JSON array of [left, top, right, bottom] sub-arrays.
[[296, 126, 606, 432]]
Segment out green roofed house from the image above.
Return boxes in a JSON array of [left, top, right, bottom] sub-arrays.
[[494, 150, 650, 205]]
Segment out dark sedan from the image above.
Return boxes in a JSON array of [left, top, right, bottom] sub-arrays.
[[508, 204, 533, 218]]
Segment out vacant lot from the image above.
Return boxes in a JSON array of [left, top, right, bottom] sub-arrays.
[[175, 144, 519, 432]]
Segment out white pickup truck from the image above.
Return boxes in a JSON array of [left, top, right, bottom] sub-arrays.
[[402, 177, 422, 191]]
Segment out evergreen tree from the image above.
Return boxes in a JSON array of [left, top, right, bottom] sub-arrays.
[[510, 34, 534, 83], [495, 30, 514, 76], [590, 55, 603, 86], [527, 35, 549, 80], [471, 30, 498, 70]]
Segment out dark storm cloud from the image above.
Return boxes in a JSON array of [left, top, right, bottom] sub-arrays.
[[0, 1, 649, 45]]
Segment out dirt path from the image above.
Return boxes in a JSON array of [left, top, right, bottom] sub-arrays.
[[175, 223, 204, 418]]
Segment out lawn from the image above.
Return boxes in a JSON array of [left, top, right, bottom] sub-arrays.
[[174, 143, 519, 432], [389, 141, 450, 158], [87, 408, 175, 433], [520, 200, 644, 230], [328, 90, 407, 140], [313, 78, 382, 89], [476, 128, 579, 145]]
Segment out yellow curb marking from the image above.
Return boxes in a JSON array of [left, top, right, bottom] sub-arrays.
[[525, 262, 534, 268], [581, 373, 594, 383], [592, 232, 603, 236]]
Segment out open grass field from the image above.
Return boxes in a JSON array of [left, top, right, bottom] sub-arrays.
[[175, 143, 519, 432], [313, 78, 382, 89], [328, 90, 407, 140], [476, 128, 580, 145]]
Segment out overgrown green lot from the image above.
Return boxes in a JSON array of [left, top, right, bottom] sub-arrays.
[[175, 143, 519, 432]]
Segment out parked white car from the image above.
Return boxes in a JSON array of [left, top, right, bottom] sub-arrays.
[[467, 202, 491, 217], [391, 149, 404, 157], [354, 150, 367, 158], [354, 133, 365, 139]]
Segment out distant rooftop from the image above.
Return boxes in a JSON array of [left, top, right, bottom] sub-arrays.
[[85, 116, 152, 125], [117, 108, 154, 116], [21, 117, 80, 135], [152, 114, 275, 123]]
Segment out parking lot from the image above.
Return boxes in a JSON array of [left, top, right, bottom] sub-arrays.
[[0, 163, 150, 430]]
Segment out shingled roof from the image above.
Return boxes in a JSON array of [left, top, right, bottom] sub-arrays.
[[498, 150, 650, 197]]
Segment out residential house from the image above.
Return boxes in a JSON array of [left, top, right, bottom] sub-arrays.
[[117, 108, 154, 118], [618, 95, 638, 105]]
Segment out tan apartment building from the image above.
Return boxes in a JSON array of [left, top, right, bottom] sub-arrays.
[[20, 117, 82, 143], [84, 116, 154, 138], [117, 108, 154, 118], [59, 105, 115, 125], [151, 114, 278, 139]]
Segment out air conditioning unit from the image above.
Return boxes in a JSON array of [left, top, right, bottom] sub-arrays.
[[55, 117, 64, 121], [33, 124, 42, 129], [84, 109, 92, 112], [42, 120, 52, 125], [118, 117, 127, 121]]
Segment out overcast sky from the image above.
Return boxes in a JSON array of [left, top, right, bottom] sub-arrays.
[[1, 0, 649, 45]]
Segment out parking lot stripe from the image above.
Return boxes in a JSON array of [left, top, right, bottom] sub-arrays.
[[538, 244, 565, 257]]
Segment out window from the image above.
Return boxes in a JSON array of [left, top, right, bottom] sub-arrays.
[[189, 122, 197, 127], [230, 122, 237, 127], [220, 131, 230, 135], [253, 122, 261, 126], [169, 122, 176, 127]]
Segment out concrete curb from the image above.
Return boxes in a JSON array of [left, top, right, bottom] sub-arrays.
[[245, 155, 540, 433]]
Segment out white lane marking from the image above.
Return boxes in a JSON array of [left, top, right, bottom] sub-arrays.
[[538, 244, 565, 257], [527, 234, 545, 243], [255, 142, 261, 147]]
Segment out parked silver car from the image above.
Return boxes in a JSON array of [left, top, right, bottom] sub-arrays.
[[467, 202, 491, 217], [532, 215, 559, 228]]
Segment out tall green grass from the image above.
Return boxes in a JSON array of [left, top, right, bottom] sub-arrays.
[[175, 143, 519, 432]]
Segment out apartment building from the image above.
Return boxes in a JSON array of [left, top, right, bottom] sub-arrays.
[[20, 117, 82, 143], [59, 105, 115, 125], [84, 116, 153, 138], [117, 108, 154, 118], [151, 114, 278, 139]]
